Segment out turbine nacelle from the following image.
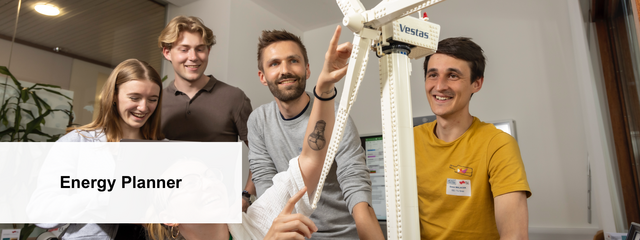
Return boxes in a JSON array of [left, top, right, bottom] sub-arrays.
[[339, 0, 443, 60], [378, 16, 440, 59]]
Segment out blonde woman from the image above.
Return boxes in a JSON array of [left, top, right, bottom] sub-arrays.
[[60, 58, 164, 142], [34, 59, 164, 240]]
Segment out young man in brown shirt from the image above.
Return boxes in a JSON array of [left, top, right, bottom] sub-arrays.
[[158, 16, 255, 214]]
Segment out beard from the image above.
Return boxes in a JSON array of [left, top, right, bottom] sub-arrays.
[[266, 72, 307, 102]]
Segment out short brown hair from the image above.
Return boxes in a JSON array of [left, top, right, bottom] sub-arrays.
[[423, 37, 486, 83], [257, 30, 308, 72], [158, 16, 216, 50]]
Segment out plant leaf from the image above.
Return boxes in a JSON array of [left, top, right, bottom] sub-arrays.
[[28, 128, 53, 139], [1, 114, 7, 127], [65, 102, 74, 127], [20, 88, 29, 103], [30, 91, 43, 115], [29, 83, 62, 89], [21, 108, 35, 120], [48, 133, 62, 142], [33, 94, 51, 110], [0, 128, 12, 140], [42, 88, 72, 100], [20, 224, 37, 240], [1, 66, 75, 142], [0, 66, 22, 89], [0, 82, 19, 93], [14, 105, 21, 136], [0, 97, 8, 126], [22, 109, 50, 141]]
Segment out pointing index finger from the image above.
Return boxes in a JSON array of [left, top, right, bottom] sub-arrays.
[[327, 25, 343, 53], [281, 186, 307, 215]]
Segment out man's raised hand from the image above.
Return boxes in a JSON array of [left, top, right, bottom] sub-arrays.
[[316, 25, 352, 96]]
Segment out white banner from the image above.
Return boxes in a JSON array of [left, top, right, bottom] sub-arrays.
[[0, 142, 242, 223]]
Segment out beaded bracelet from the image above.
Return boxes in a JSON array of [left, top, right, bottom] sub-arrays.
[[313, 86, 338, 101]]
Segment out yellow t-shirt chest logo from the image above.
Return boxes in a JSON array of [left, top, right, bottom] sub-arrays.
[[449, 164, 473, 177]]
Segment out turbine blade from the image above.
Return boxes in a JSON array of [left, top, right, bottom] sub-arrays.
[[311, 34, 373, 209], [337, 0, 366, 16], [366, 0, 447, 28]]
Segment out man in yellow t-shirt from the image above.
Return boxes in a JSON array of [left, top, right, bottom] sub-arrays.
[[415, 37, 532, 240]]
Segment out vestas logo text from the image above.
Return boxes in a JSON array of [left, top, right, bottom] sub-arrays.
[[399, 24, 429, 39]]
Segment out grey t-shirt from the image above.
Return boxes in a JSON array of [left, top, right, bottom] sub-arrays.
[[248, 93, 372, 239]]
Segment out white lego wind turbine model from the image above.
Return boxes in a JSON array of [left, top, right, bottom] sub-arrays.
[[311, 0, 446, 239]]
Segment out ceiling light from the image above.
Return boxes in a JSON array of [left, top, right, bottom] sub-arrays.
[[34, 3, 60, 16]]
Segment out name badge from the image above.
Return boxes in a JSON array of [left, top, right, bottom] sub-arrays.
[[446, 178, 471, 197]]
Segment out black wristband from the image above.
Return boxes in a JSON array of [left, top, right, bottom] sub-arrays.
[[313, 86, 337, 101], [242, 190, 252, 205]]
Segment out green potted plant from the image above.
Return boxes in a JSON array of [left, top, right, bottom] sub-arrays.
[[0, 66, 74, 142], [1, 66, 75, 239]]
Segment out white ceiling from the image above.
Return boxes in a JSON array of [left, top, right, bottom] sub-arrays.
[[249, 0, 381, 30]]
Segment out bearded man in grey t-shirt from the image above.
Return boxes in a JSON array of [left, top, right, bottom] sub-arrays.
[[248, 29, 384, 239]]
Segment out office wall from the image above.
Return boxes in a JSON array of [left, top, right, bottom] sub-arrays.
[[0, 38, 73, 89], [0, 39, 115, 127], [303, 0, 607, 238], [68, 59, 113, 125]]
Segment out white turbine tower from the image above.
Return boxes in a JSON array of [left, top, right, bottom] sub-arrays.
[[311, 0, 447, 239]]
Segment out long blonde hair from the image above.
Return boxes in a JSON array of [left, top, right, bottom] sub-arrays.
[[71, 59, 164, 142]]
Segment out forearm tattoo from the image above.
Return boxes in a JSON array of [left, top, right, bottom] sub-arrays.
[[308, 120, 327, 151]]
